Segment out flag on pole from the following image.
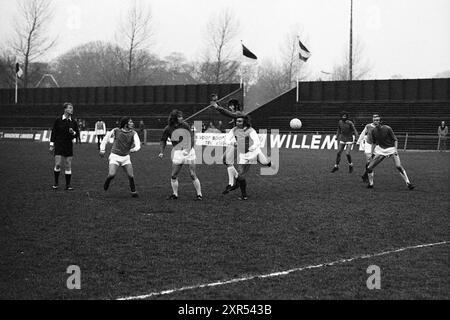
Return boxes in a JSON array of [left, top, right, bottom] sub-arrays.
[[15, 62, 23, 78], [242, 44, 257, 60], [298, 39, 311, 62]]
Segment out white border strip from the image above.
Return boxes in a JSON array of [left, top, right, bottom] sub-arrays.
[[117, 241, 448, 300]]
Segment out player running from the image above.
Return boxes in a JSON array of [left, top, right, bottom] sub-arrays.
[[331, 111, 359, 173], [159, 109, 202, 200], [362, 115, 414, 190], [210, 97, 272, 194], [357, 115, 378, 182], [100, 117, 141, 197], [223, 112, 262, 200], [49, 102, 79, 191]]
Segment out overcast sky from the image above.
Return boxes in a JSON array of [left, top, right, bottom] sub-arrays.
[[0, 0, 449, 79]]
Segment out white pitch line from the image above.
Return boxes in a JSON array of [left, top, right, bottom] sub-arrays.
[[117, 240, 448, 300]]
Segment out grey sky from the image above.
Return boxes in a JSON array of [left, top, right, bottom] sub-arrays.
[[0, 0, 449, 79]]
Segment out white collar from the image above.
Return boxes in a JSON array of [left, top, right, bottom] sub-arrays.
[[62, 114, 72, 121]]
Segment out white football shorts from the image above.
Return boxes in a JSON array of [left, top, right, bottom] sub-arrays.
[[109, 153, 132, 166], [363, 141, 373, 154], [374, 145, 398, 157], [238, 148, 262, 164], [172, 148, 196, 165]]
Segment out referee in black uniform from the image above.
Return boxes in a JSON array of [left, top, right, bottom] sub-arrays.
[[49, 102, 79, 190]]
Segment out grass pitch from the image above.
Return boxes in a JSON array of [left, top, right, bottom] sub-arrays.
[[0, 141, 448, 299]]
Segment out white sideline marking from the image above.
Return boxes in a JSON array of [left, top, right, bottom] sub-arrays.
[[117, 240, 448, 300]]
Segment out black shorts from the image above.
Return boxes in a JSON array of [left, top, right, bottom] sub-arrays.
[[55, 143, 73, 157]]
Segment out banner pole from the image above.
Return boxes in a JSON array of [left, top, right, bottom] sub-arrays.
[[15, 72, 18, 104]]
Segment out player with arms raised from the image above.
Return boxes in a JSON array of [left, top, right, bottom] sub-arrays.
[[100, 117, 141, 197], [331, 111, 358, 173], [159, 110, 202, 200], [362, 115, 414, 190], [210, 96, 272, 194]]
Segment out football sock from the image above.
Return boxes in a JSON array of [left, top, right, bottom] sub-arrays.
[[335, 153, 341, 165], [397, 168, 411, 184], [104, 176, 114, 190], [227, 167, 235, 185], [233, 167, 239, 179], [65, 170, 72, 186], [227, 167, 238, 185], [362, 164, 369, 178], [53, 168, 60, 185], [128, 177, 136, 192], [238, 178, 247, 196], [368, 172, 374, 185], [192, 178, 202, 196], [259, 153, 271, 166], [346, 154, 352, 164], [171, 178, 179, 197]]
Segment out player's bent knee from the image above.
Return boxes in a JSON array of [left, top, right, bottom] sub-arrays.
[[171, 175, 178, 180]]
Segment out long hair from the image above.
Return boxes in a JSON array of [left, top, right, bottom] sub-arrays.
[[235, 112, 252, 128], [228, 99, 241, 111], [168, 109, 182, 127], [119, 116, 131, 129]]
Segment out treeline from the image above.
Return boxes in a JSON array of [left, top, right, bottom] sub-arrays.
[[0, 0, 376, 110]]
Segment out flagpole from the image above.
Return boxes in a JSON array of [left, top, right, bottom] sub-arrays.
[[296, 36, 300, 103], [240, 63, 243, 90], [15, 71, 18, 104], [240, 40, 245, 105]]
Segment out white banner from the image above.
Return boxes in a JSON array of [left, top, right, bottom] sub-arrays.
[[0, 132, 35, 140], [194, 133, 267, 147]]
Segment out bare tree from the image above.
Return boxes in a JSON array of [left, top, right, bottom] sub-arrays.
[[53, 41, 123, 87], [52, 41, 176, 87], [116, 0, 153, 85], [10, 0, 57, 88], [163, 52, 197, 84], [331, 38, 372, 80], [280, 30, 310, 90], [0, 49, 17, 88], [201, 8, 240, 83], [244, 60, 289, 111]]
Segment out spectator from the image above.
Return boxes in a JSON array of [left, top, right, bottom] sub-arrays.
[[205, 122, 221, 133], [138, 120, 145, 142], [217, 120, 224, 133], [438, 121, 448, 151], [76, 118, 83, 144]]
